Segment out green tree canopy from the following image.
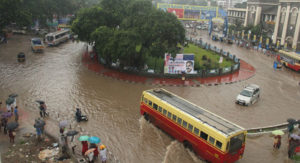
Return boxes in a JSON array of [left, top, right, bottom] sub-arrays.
[[73, 0, 185, 69]]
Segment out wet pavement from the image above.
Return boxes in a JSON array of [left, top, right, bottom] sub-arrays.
[[0, 34, 300, 163]]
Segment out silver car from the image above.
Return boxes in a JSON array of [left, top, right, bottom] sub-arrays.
[[236, 84, 260, 106]]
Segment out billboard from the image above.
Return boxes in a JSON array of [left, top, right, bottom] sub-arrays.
[[164, 54, 195, 74], [157, 3, 225, 21]]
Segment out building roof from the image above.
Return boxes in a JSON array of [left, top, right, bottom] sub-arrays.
[[147, 89, 245, 136]]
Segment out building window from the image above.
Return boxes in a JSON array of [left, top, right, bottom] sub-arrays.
[[290, 8, 298, 25], [281, 8, 286, 24]]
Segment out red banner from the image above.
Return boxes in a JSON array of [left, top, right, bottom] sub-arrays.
[[167, 8, 184, 18]]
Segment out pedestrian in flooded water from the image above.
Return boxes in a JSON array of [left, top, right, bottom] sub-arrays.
[[14, 106, 19, 122], [82, 141, 89, 156], [273, 135, 281, 149], [2, 118, 7, 134], [90, 143, 99, 161], [99, 145, 107, 163], [8, 129, 15, 143]]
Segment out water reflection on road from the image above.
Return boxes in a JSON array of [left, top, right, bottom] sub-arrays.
[[0, 34, 299, 162]]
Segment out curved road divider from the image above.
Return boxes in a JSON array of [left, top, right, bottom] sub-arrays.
[[247, 122, 288, 137]]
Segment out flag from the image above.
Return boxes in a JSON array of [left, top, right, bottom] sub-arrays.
[[208, 17, 213, 36], [223, 17, 228, 37]]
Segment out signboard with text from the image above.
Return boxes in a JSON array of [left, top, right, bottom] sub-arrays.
[[164, 54, 195, 74]]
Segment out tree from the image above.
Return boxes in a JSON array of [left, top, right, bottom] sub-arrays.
[[73, 0, 185, 69], [72, 6, 109, 43], [0, 0, 31, 30]]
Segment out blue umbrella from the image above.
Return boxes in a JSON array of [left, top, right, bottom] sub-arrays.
[[88, 136, 101, 144]]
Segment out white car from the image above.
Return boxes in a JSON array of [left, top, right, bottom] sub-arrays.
[[236, 84, 260, 106]]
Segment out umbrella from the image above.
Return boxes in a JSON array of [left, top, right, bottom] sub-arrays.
[[272, 130, 284, 136], [7, 122, 19, 130], [287, 118, 296, 124], [9, 94, 18, 98], [88, 136, 101, 144], [36, 100, 45, 104], [67, 130, 79, 136], [84, 148, 96, 155], [6, 97, 14, 105], [59, 120, 68, 128], [78, 135, 89, 141], [1, 112, 12, 118]]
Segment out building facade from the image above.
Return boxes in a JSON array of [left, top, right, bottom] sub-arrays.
[[245, 0, 300, 50], [227, 8, 247, 26]]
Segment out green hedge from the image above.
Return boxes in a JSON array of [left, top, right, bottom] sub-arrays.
[[183, 44, 234, 70]]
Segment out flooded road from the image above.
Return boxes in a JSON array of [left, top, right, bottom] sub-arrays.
[[1, 35, 300, 162]]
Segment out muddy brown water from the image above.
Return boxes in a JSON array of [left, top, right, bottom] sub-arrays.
[[0, 35, 299, 162]]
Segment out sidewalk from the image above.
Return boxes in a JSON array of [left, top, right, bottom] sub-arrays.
[[82, 52, 256, 86]]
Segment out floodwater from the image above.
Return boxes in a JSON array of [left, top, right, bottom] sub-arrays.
[[1, 34, 300, 163]]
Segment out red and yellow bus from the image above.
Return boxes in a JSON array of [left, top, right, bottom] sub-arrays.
[[277, 50, 300, 72], [140, 88, 246, 163]]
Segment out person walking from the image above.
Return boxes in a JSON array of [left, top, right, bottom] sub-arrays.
[[90, 143, 99, 161], [2, 118, 7, 134], [8, 129, 15, 143], [273, 135, 281, 149], [81, 141, 89, 156], [39, 102, 47, 118], [99, 145, 107, 163], [14, 106, 19, 122]]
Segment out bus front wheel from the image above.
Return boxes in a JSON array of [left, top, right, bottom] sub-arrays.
[[143, 113, 149, 121]]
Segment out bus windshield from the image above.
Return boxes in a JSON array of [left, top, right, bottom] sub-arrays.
[[47, 36, 54, 42], [229, 133, 245, 154]]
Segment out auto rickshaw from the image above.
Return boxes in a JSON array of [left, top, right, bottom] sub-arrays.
[[17, 52, 25, 62]]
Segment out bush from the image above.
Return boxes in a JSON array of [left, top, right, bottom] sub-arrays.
[[202, 55, 207, 60]]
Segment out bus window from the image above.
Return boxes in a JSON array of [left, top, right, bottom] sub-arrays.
[[158, 106, 162, 112], [163, 109, 167, 115], [153, 103, 158, 110], [177, 117, 182, 125], [216, 140, 222, 149], [167, 112, 172, 119], [144, 98, 148, 104], [172, 114, 177, 121], [148, 100, 152, 106], [182, 120, 187, 128], [200, 131, 208, 141], [209, 136, 215, 145], [194, 127, 199, 135], [188, 124, 193, 132]]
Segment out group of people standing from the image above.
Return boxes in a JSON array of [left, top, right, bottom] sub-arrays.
[[0, 96, 19, 144], [81, 141, 107, 163]]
